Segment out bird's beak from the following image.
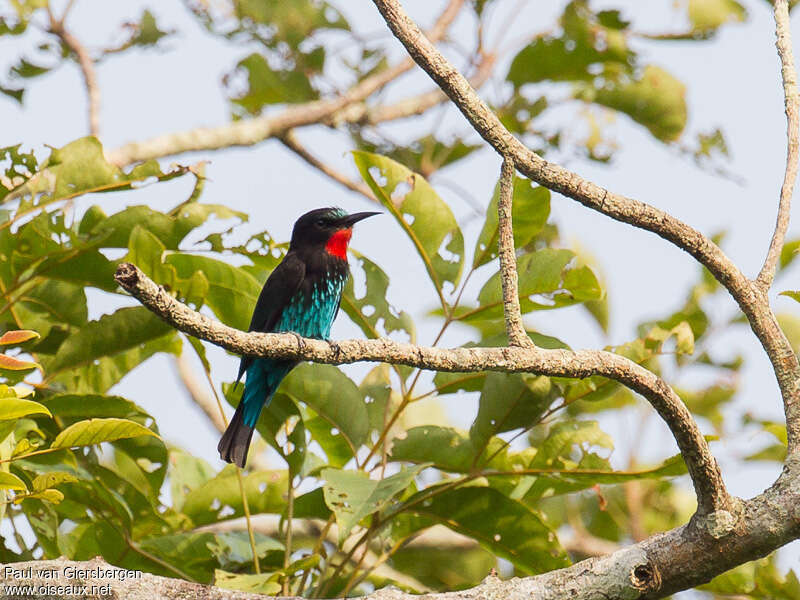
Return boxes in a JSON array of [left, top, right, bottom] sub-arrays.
[[338, 211, 381, 227]]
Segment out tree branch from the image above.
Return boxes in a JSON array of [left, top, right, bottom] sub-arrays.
[[496, 157, 531, 348], [114, 262, 728, 516], [757, 0, 800, 290], [105, 0, 465, 166], [49, 17, 101, 137], [368, 0, 800, 455], [279, 131, 376, 202]]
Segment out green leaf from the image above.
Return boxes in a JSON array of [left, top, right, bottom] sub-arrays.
[[780, 290, 800, 304], [51, 333, 181, 395], [0, 397, 51, 420], [353, 151, 464, 298], [51, 418, 159, 449], [6, 137, 189, 207], [507, 0, 632, 86], [470, 372, 556, 459], [82, 203, 245, 250], [404, 486, 569, 575], [44, 307, 174, 375], [780, 238, 800, 270], [322, 464, 429, 543], [32, 471, 79, 491], [390, 426, 510, 473], [351, 132, 480, 179], [231, 52, 317, 114], [473, 177, 551, 268], [181, 467, 288, 526], [107, 9, 172, 52], [687, 0, 747, 36], [0, 471, 27, 491], [575, 65, 687, 142], [167, 253, 261, 330], [214, 570, 282, 595], [169, 450, 216, 512], [280, 364, 369, 455], [472, 248, 603, 320], [341, 253, 416, 341], [126, 227, 210, 308]]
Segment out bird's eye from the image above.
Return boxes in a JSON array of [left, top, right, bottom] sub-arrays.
[[315, 218, 326, 227]]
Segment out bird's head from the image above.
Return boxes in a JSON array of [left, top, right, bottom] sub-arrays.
[[290, 207, 379, 259]]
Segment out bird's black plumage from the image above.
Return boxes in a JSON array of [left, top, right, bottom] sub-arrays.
[[218, 207, 379, 467]]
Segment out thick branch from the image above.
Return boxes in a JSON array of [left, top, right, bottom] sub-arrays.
[[368, 0, 800, 454], [115, 262, 728, 516], [105, 0, 464, 166], [758, 0, 800, 289], [497, 157, 531, 348]]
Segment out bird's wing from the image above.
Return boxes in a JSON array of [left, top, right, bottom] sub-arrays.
[[235, 252, 305, 385]]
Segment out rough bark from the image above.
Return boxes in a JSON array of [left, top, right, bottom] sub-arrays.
[[368, 0, 800, 455], [115, 262, 727, 517]]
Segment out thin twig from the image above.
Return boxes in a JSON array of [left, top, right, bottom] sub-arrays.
[[283, 472, 295, 593], [189, 341, 261, 575], [497, 157, 532, 347], [107, 0, 465, 165], [49, 17, 101, 137], [279, 131, 376, 202], [757, 0, 799, 290]]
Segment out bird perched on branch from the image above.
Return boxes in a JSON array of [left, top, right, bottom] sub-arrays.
[[218, 207, 379, 468]]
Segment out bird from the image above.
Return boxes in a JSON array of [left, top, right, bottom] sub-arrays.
[[218, 207, 379, 468]]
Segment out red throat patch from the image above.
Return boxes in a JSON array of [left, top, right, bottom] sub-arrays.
[[325, 228, 352, 259]]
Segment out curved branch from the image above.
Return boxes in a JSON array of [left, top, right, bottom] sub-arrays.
[[115, 262, 728, 516], [497, 157, 531, 347], [368, 0, 800, 454], [757, 0, 800, 290], [105, 0, 465, 166]]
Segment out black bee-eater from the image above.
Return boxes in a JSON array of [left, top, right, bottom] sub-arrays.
[[218, 207, 379, 467]]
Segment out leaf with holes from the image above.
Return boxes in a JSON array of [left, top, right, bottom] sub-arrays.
[[32, 471, 79, 492], [322, 464, 429, 544], [473, 177, 550, 268], [353, 151, 464, 299], [6, 137, 190, 207], [575, 65, 687, 142], [182, 467, 288, 526], [280, 364, 369, 455], [471, 248, 603, 321], [51, 418, 159, 449], [341, 253, 415, 341]]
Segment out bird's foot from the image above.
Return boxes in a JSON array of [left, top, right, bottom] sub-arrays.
[[291, 332, 306, 352], [326, 338, 342, 361]]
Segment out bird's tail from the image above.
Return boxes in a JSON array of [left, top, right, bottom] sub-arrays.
[[219, 359, 292, 468], [217, 401, 254, 469]]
